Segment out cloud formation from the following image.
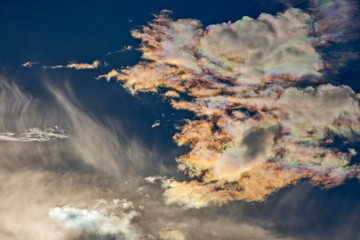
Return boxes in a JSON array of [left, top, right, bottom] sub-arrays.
[[49, 199, 147, 240], [310, 0, 360, 44], [106, 45, 133, 56], [43, 60, 101, 70], [0, 126, 68, 142], [66, 60, 101, 70], [22, 61, 38, 68], [0, 78, 163, 239], [0, 78, 291, 239], [100, 5, 360, 208]]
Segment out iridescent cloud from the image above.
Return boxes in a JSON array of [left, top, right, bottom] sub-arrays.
[[43, 60, 101, 70], [99, 4, 360, 208]]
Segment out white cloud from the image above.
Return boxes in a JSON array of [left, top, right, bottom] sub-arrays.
[[22, 61, 38, 68], [43, 60, 101, 70], [0, 126, 68, 142], [49, 199, 148, 240], [106, 46, 133, 55]]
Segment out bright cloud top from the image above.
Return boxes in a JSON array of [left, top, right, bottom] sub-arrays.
[[49, 199, 147, 240], [99, 4, 360, 208]]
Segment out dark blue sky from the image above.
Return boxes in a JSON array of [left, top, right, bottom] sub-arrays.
[[0, 0, 276, 66]]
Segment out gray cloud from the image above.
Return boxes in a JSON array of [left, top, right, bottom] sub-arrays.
[[0, 78, 288, 240]]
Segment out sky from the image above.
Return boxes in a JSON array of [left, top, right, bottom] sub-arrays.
[[1, 0, 360, 239]]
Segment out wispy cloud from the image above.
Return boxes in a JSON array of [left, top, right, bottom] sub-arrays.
[[0, 78, 170, 239], [106, 45, 133, 56], [22, 61, 38, 68], [0, 126, 68, 142], [96, 69, 120, 81], [42, 64, 65, 69], [151, 120, 161, 128], [43, 60, 101, 70], [4, 1, 359, 239], [66, 60, 101, 70], [49, 199, 146, 240]]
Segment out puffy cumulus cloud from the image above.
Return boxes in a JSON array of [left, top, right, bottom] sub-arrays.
[[198, 8, 322, 82], [0, 171, 120, 240], [49, 199, 149, 240], [98, 8, 322, 86], [99, 6, 360, 208]]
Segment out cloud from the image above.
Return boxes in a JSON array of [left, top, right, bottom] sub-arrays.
[[49, 199, 148, 240], [310, 0, 360, 44], [173, 216, 291, 240], [159, 229, 186, 240], [0, 79, 154, 175], [5, 2, 360, 238], [106, 46, 133, 56], [66, 60, 101, 70], [108, 8, 322, 89], [22, 61, 38, 68], [198, 8, 322, 82], [310, 0, 360, 70], [145, 175, 167, 184], [152, 120, 161, 128], [0, 170, 120, 240], [0, 78, 289, 239], [96, 69, 120, 81], [99, 5, 360, 208], [43, 64, 64, 69], [43, 60, 101, 70], [0, 78, 167, 239], [0, 126, 68, 142], [274, 0, 360, 70]]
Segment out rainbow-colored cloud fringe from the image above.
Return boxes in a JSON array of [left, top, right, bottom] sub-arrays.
[[99, 3, 360, 208]]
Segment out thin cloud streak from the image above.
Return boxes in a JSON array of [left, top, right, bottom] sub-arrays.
[[43, 60, 101, 70]]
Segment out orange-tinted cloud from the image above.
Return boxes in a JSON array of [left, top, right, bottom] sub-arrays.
[[43, 60, 101, 70], [66, 60, 101, 70], [101, 7, 360, 208]]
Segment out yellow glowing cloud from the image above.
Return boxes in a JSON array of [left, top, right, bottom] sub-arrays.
[[100, 8, 360, 208], [66, 60, 101, 70]]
